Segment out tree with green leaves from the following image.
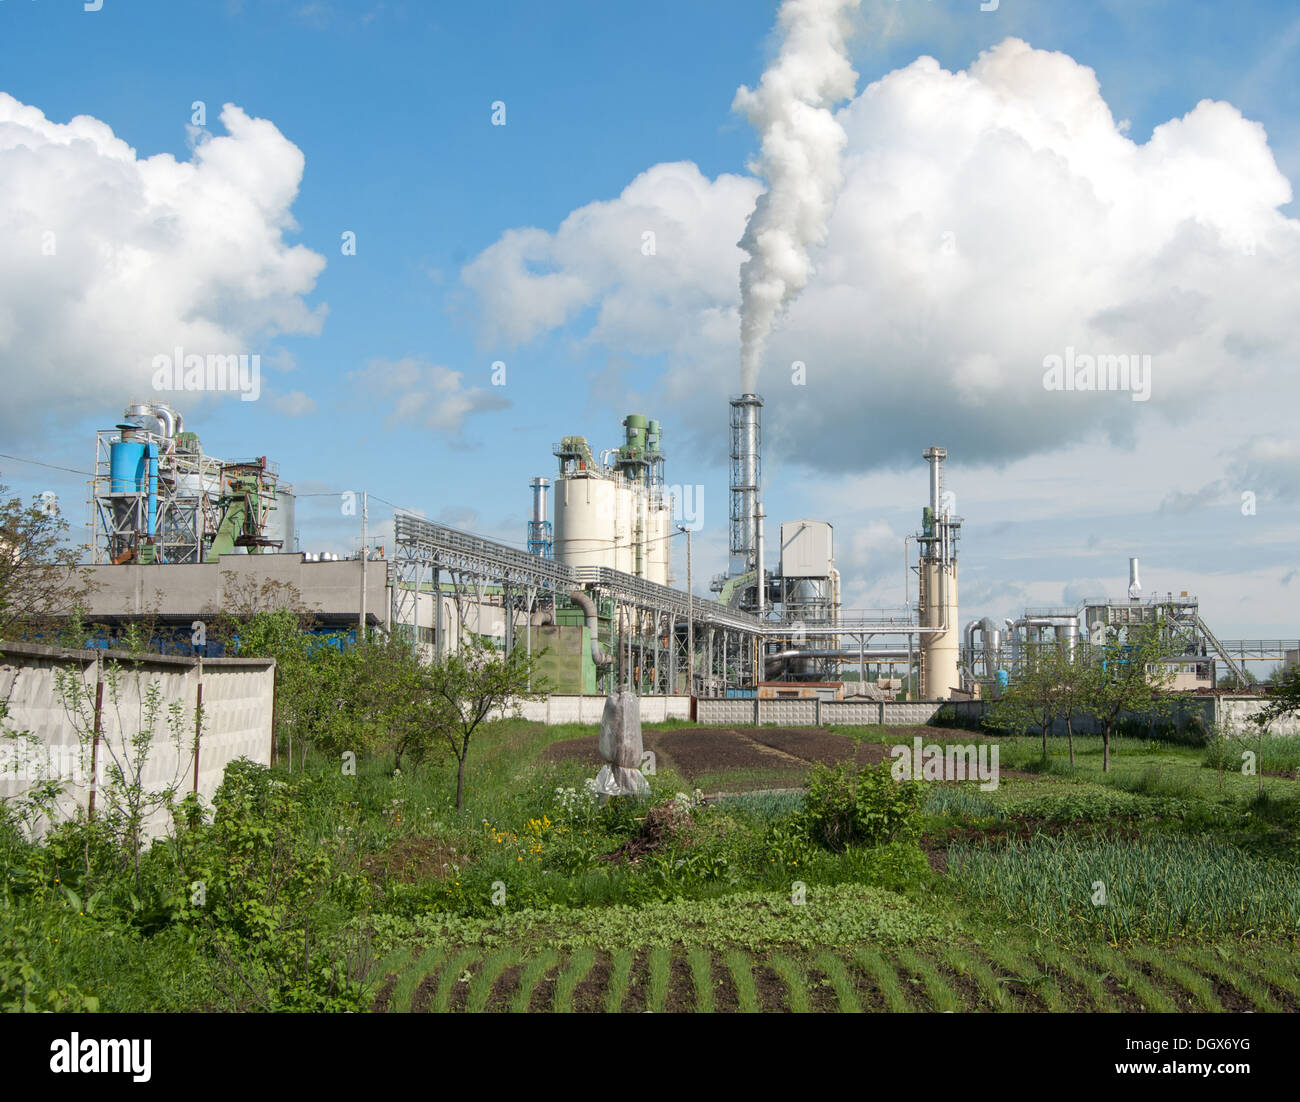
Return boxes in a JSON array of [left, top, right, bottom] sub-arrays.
[[0, 478, 97, 644], [985, 642, 1067, 760], [429, 641, 544, 811], [1249, 663, 1300, 728], [1080, 618, 1177, 772]]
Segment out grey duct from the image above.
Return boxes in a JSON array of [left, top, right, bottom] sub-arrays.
[[569, 589, 612, 668]]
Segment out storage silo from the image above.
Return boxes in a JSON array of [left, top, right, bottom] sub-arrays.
[[263, 485, 296, 552], [554, 474, 617, 569], [647, 501, 671, 586]]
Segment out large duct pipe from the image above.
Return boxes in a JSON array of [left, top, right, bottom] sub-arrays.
[[1128, 557, 1142, 601], [569, 589, 612, 668]]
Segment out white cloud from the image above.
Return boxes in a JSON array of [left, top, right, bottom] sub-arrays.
[[352, 357, 511, 437], [0, 96, 326, 437], [460, 38, 1300, 474], [271, 390, 316, 417]]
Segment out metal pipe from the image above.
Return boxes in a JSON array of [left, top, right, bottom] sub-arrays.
[[756, 499, 766, 618], [569, 588, 612, 668]]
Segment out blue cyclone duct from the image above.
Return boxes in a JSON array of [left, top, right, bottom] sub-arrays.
[[109, 440, 147, 493], [995, 669, 1009, 696], [146, 442, 158, 538]]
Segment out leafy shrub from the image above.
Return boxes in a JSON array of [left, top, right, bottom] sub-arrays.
[[797, 761, 924, 851]]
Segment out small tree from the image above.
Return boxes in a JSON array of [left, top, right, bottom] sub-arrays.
[[1052, 645, 1091, 767], [1080, 619, 1176, 772], [986, 643, 1063, 760], [429, 641, 543, 812], [0, 479, 97, 644], [1249, 663, 1300, 728]]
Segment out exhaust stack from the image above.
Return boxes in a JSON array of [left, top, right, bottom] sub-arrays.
[[1128, 557, 1141, 600], [728, 394, 763, 578]]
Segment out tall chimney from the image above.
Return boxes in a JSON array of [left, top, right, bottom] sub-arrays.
[[729, 394, 763, 577]]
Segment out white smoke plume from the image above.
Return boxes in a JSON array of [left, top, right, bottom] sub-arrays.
[[734, 0, 860, 392]]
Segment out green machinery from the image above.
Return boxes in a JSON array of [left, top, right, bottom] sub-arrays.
[[203, 462, 283, 562]]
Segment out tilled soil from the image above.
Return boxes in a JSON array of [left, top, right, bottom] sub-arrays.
[[370, 942, 1298, 1013], [543, 724, 1047, 791]]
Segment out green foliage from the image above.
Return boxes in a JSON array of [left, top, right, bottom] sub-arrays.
[[923, 786, 1007, 823], [949, 833, 1300, 941], [367, 882, 949, 953], [181, 759, 370, 1011], [797, 760, 924, 851]]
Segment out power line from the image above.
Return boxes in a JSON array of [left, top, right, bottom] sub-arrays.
[[0, 453, 95, 478]]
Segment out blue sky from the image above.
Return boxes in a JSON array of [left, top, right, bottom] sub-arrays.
[[2, 0, 1298, 641]]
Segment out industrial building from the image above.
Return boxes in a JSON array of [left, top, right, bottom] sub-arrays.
[[54, 394, 1287, 700]]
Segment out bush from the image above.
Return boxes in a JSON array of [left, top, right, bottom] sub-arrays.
[[797, 761, 924, 851]]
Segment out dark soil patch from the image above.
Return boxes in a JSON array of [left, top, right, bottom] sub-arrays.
[[804, 965, 840, 1013], [411, 973, 439, 1013], [621, 949, 650, 1013], [369, 971, 397, 1012], [541, 737, 604, 768], [571, 954, 612, 1013], [749, 728, 888, 768], [1205, 975, 1254, 1013], [753, 962, 790, 1012], [664, 953, 695, 1013], [485, 963, 524, 1012], [847, 957, 906, 1012], [362, 835, 460, 884], [447, 963, 475, 1012], [650, 729, 808, 781], [528, 962, 562, 1012], [931, 959, 985, 1011], [712, 956, 740, 1013]]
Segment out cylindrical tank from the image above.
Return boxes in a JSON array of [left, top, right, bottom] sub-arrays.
[[920, 560, 960, 699], [109, 439, 147, 494], [263, 486, 296, 552], [611, 481, 635, 574], [648, 503, 670, 586], [554, 475, 617, 569]]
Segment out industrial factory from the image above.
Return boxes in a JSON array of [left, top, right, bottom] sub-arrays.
[[68, 390, 1271, 699]]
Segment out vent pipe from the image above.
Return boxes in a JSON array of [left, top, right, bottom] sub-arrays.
[[1128, 557, 1142, 601]]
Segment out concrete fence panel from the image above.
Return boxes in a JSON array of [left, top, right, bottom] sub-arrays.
[[0, 642, 274, 841]]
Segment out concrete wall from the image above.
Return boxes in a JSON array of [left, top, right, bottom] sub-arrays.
[[0, 641, 274, 840], [948, 695, 1300, 737], [508, 695, 692, 725], [695, 698, 944, 727], [80, 553, 390, 626]]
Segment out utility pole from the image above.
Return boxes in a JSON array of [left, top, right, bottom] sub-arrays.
[[359, 490, 367, 641], [678, 524, 693, 696]]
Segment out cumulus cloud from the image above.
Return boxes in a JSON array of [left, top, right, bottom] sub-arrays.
[[270, 390, 317, 417], [0, 95, 326, 437], [460, 37, 1300, 474], [352, 357, 510, 438]]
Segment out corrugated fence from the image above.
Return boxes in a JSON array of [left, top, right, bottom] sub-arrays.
[[0, 641, 274, 840]]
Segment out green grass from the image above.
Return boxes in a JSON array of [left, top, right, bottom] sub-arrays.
[[646, 947, 672, 1013], [687, 947, 716, 1013], [814, 950, 862, 1012], [725, 950, 761, 1012], [509, 949, 560, 1013], [604, 949, 634, 1012], [770, 953, 809, 1012], [894, 947, 961, 1012], [949, 833, 1300, 940], [854, 948, 913, 1012], [552, 948, 597, 1012]]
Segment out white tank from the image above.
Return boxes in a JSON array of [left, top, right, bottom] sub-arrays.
[[612, 482, 636, 574], [647, 503, 670, 586], [921, 560, 960, 699], [554, 475, 617, 569]]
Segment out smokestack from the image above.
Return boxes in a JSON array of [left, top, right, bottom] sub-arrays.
[[1128, 557, 1141, 601], [729, 394, 763, 577], [530, 477, 550, 526]]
